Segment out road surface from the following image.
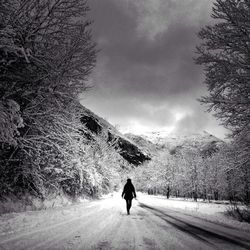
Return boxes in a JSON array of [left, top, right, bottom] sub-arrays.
[[0, 193, 249, 250]]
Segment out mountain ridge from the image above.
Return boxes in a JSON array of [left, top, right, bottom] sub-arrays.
[[124, 130, 224, 157]]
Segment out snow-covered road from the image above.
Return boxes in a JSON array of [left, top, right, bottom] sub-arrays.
[[0, 193, 250, 250]]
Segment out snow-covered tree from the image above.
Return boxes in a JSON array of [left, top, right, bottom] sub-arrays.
[[196, 0, 250, 140], [0, 99, 23, 146], [0, 0, 98, 198], [195, 0, 250, 204], [0, 0, 96, 101]]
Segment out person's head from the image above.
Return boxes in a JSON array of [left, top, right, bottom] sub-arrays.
[[127, 178, 132, 183]]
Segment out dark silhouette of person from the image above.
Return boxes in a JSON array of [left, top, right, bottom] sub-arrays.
[[122, 178, 136, 215]]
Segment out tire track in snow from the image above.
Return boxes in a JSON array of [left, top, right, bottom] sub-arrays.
[[139, 202, 250, 250]]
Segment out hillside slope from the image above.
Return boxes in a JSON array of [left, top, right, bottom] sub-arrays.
[[80, 106, 150, 165], [124, 133, 159, 157]]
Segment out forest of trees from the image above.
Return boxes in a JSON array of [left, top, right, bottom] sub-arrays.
[[132, 143, 248, 204], [196, 0, 250, 205], [0, 0, 128, 204]]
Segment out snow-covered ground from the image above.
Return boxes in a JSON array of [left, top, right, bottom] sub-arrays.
[[0, 193, 249, 250], [138, 193, 250, 232]]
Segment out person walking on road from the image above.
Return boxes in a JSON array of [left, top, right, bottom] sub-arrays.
[[122, 178, 136, 215]]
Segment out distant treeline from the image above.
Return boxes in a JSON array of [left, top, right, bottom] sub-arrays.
[[132, 143, 249, 204]]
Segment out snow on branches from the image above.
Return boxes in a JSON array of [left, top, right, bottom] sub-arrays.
[[0, 0, 99, 199], [0, 99, 23, 146], [195, 0, 250, 139], [195, 0, 250, 204]]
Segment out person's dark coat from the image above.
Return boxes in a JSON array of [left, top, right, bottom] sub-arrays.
[[122, 179, 136, 200]]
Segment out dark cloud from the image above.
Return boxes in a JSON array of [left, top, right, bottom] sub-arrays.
[[82, 0, 228, 139]]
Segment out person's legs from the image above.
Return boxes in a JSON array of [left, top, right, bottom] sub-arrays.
[[126, 200, 129, 214], [126, 199, 132, 214]]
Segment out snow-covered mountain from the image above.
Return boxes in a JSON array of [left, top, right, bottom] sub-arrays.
[[125, 133, 159, 157], [125, 130, 223, 157]]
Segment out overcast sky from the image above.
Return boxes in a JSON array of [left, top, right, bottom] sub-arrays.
[[81, 0, 228, 139]]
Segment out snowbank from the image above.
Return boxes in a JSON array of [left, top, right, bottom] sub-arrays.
[[0, 193, 75, 215]]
